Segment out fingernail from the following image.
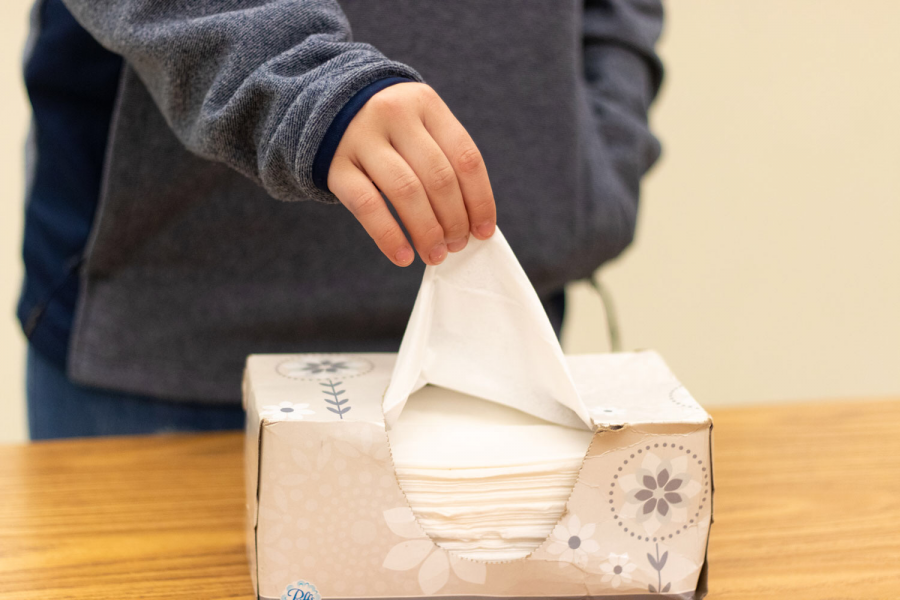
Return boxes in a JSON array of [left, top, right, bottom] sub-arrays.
[[395, 246, 414, 265], [474, 221, 495, 238], [429, 243, 447, 264], [446, 237, 468, 252]]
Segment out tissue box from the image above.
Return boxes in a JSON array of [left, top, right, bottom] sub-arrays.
[[243, 350, 713, 599]]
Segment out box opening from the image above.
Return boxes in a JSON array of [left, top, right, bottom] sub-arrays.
[[385, 384, 596, 562]]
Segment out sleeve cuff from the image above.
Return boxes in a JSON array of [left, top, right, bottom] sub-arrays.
[[311, 76, 416, 191]]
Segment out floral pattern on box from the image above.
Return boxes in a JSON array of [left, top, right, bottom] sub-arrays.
[[381, 506, 487, 594], [259, 402, 316, 421], [276, 355, 374, 381], [612, 441, 711, 544], [256, 425, 711, 598], [546, 513, 601, 568], [248, 352, 713, 599]]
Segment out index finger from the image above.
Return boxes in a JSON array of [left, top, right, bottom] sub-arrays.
[[421, 97, 497, 240]]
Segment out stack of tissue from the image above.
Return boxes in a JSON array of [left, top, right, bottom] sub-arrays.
[[388, 385, 594, 561]]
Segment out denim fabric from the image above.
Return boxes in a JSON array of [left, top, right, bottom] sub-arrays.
[[26, 345, 245, 440]]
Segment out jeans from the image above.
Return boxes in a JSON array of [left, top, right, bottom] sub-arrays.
[[26, 345, 245, 440]]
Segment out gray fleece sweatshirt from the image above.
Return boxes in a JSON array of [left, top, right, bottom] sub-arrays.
[[59, 0, 664, 403]]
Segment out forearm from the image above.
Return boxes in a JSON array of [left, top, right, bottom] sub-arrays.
[[61, 0, 424, 204]]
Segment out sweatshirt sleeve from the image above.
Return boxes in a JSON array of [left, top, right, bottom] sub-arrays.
[[59, 0, 426, 205], [581, 0, 664, 250]]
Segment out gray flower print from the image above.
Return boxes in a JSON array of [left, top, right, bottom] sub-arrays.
[[276, 355, 374, 380], [299, 359, 352, 374], [634, 468, 685, 517], [618, 450, 703, 536]]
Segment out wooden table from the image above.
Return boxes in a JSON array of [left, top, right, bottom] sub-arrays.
[[1, 398, 898, 599]]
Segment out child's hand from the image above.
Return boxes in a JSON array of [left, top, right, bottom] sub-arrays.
[[327, 82, 496, 266]]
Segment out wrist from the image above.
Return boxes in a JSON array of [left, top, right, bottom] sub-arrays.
[[312, 76, 416, 192]]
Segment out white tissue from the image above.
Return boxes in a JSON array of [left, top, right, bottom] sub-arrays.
[[382, 227, 593, 431]]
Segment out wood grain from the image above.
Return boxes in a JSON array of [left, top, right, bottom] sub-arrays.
[[0, 398, 898, 599], [0, 434, 253, 599], [706, 398, 900, 599]]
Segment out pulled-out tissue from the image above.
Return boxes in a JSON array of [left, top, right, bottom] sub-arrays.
[[383, 228, 592, 431]]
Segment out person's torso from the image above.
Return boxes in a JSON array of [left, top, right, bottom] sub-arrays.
[[29, 0, 611, 400]]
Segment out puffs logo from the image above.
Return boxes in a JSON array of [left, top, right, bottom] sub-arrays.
[[281, 581, 321, 600]]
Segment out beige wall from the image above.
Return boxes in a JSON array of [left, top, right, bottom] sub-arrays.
[[562, 2, 900, 405], [1, 2, 898, 442], [1, 1, 30, 443]]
